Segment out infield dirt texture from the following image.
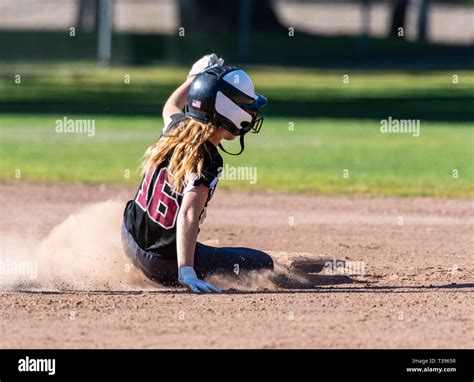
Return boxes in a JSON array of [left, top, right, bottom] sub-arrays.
[[0, 182, 472, 348]]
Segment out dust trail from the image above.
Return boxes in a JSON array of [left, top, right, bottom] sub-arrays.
[[206, 250, 333, 290], [207, 269, 277, 291], [0, 201, 322, 292], [0, 201, 159, 291], [207, 263, 310, 291]]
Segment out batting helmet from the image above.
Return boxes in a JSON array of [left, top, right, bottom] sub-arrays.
[[186, 65, 268, 155]]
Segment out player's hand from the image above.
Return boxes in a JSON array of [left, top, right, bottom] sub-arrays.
[[188, 53, 224, 78], [178, 266, 222, 294]]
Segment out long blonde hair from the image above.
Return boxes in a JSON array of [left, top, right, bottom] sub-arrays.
[[140, 119, 216, 193]]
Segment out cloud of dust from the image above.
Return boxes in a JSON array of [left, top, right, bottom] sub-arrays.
[[0, 201, 159, 292], [0, 202, 314, 293], [207, 263, 309, 291], [207, 269, 277, 291]]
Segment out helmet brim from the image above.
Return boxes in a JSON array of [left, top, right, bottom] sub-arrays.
[[255, 94, 268, 109]]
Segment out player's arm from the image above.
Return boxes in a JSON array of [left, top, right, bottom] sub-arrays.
[[176, 184, 207, 269], [176, 184, 221, 294], [162, 77, 194, 127]]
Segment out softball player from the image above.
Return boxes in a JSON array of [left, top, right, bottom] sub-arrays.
[[121, 54, 273, 293]]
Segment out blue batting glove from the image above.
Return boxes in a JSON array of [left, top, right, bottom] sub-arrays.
[[178, 266, 222, 294]]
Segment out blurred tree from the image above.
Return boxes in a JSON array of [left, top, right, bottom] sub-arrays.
[[178, 0, 285, 32], [417, 0, 431, 41], [390, 0, 409, 38], [76, 0, 100, 32]]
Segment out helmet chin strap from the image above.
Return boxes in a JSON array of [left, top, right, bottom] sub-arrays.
[[218, 134, 245, 155]]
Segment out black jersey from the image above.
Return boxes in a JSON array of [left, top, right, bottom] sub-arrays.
[[123, 113, 223, 258]]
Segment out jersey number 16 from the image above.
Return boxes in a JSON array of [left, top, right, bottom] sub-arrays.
[[135, 168, 180, 229]]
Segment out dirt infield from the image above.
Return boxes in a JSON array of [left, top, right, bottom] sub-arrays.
[[0, 182, 472, 348]]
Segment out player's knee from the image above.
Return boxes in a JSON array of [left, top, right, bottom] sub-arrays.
[[261, 251, 274, 270], [248, 249, 274, 271]]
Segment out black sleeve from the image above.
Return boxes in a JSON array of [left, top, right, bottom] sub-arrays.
[[186, 146, 223, 194], [162, 113, 187, 135], [195, 158, 222, 189]]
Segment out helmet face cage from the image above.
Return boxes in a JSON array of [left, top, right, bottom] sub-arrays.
[[218, 103, 265, 136], [239, 93, 267, 135], [251, 115, 264, 134], [239, 112, 264, 135]]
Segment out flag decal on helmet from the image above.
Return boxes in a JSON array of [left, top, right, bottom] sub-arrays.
[[192, 99, 201, 109]]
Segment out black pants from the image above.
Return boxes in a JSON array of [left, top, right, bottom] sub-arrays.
[[121, 224, 273, 285]]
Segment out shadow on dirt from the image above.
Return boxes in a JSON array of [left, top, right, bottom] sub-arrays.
[[8, 282, 473, 295], [273, 273, 365, 289], [226, 282, 474, 295]]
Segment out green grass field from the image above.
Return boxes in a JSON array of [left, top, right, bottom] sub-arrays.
[[0, 64, 472, 197]]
